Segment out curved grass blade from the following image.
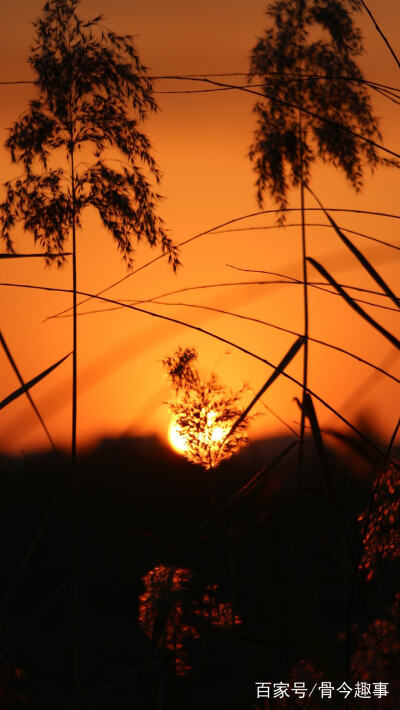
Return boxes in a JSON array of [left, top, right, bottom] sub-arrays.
[[307, 257, 400, 350], [217, 222, 400, 251], [0, 352, 71, 410], [151, 299, 400, 384], [0, 330, 57, 451], [328, 214, 400, 308], [44, 206, 400, 323], [301, 392, 341, 515], [307, 188, 400, 309], [359, 0, 400, 71], [0, 280, 397, 468], [221, 335, 305, 449]]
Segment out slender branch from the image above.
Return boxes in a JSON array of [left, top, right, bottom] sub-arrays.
[[215, 222, 400, 252], [2, 70, 400, 89], [43, 207, 400, 322], [0, 252, 71, 260], [54, 278, 400, 316], [359, 0, 400, 71], [169, 75, 400, 160], [225, 267, 399, 307], [142, 298, 400, 383]]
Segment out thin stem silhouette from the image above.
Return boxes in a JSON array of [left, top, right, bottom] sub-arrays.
[[0, 330, 58, 451], [145, 300, 400, 385], [1, 279, 398, 468], [215, 222, 400, 252], [44, 206, 400, 323], [0, 3, 179, 706], [359, 0, 400, 71], [298, 105, 309, 487]]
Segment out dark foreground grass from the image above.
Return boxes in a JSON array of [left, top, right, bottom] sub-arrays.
[[0, 429, 398, 709]]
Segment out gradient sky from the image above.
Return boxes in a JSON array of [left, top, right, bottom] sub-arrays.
[[0, 0, 399, 454]]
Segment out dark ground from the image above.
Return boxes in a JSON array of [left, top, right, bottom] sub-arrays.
[[0, 430, 398, 709]]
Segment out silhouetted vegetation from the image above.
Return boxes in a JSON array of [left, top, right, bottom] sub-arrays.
[[0, 429, 398, 708], [0, 0, 399, 708]]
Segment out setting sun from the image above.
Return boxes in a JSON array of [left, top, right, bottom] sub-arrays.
[[168, 420, 188, 454], [168, 409, 231, 459], [163, 348, 249, 468], [1, 0, 398, 702], [205, 410, 227, 444]]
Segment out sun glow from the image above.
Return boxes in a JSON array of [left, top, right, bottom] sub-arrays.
[[163, 348, 249, 468], [206, 410, 227, 443], [168, 420, 188, 454], [168, 410, 229, 457]]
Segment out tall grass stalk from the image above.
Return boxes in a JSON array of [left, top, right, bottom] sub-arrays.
[[69, 141, 81, 706], [298, 109, 309, 488]]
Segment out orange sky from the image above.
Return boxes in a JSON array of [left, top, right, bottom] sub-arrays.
[[0, 0, 399, 454]]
